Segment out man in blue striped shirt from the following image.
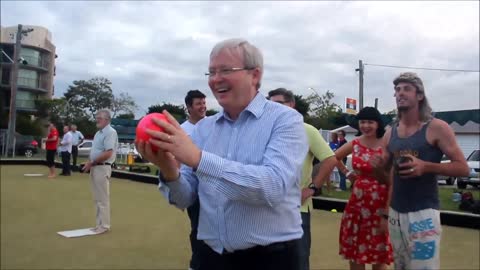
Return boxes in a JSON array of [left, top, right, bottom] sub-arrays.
[[137, 39, 308, 270]]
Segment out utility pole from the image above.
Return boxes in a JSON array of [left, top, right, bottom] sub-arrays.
[[356, 60, 364, 110], [374, 98, 378, 109], [5, 24, 33, 157]]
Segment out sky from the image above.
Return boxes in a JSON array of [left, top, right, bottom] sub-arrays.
[[1, 1, 479, 117]]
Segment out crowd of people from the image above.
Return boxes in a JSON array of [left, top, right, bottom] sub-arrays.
[[135, 38, 470, 270], [43, 38, 470, 270], [44, 123, 85, 178]]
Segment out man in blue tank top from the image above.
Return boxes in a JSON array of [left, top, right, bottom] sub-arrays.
[[371, 72, 468, 270]]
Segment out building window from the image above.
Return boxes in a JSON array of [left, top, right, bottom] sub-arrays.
[[1, 68, 10, 85], [16, 90, 36, 109], [20, 48, 41, 67], [0, 44, 14, 63], [17, 69, 38, 88]]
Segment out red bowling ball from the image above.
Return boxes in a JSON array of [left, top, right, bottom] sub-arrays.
[[136, 113, 169, 152]]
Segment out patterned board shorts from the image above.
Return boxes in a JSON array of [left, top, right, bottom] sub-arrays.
[[388, 207, 442, 270]]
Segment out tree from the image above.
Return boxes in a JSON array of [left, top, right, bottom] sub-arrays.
[[307, 90, 342, 118], [147, 103, 187, 121], [385, 108, 397, 117], [305, 90, 343, 130], [64, 77, 114, 120], [294, 95, 310, 117], [117, 112, 135, 120], [35, 98, 97, 137], [36, 98, 70, 128], [16, 113, 43, 137], [206, 109, 219, 116], [111, 92, 138, 118]]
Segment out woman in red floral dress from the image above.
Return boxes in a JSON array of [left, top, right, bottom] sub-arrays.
[[335, 107, 393, 270]]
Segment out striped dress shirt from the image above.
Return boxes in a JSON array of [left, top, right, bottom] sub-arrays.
[[160, 93, 308, 254]]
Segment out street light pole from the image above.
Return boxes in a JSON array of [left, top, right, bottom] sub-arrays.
[[5, 24, 33, 157]]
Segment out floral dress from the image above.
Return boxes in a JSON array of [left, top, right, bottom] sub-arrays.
[[339, 139, 393, 264]]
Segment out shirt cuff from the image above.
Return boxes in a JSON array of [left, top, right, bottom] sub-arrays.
[[196, 151, 224, 179], [160, 173, 182, 189], [158, 181, 171, 201]]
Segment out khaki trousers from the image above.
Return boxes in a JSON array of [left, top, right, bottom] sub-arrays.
[[90, 165, 111, 229]]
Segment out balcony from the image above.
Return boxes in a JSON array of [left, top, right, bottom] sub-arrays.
[[20, 55, 50, 71], [3, 99, 38, 112], [17, 77, 49, 93], [1, 55, 50, 72], [16, 99, 36, 110]]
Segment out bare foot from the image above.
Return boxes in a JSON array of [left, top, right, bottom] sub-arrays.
[[48, 175, 56, 179]]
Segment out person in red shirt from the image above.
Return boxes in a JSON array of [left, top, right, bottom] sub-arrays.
[[45, 122, 59, 178]]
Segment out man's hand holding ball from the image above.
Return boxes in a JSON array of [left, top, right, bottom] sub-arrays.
[[135, 111, 202, 181]]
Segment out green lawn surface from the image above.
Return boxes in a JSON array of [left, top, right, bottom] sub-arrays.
[[1, 165, 479, 270]]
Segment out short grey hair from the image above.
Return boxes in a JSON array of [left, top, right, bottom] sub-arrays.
[[210, 38, 264, 89], [96, 109, 112, 120]]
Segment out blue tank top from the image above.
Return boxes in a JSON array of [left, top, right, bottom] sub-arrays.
[[387, 121, 444, 213]]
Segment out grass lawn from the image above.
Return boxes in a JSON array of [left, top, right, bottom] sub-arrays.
[[1, 165, 479, 270], [319, 181, 480, 213]]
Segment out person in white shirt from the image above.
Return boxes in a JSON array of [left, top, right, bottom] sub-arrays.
[[69, 124, 85, 171], [181, 90, 207, 135], [180, 89, 207, 270], [59, 125, 73, 176]]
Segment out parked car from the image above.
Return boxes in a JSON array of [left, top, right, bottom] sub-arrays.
[[457, 149, 480, 189], [77, 140, 93, 157], [0, 130, 38, 157]]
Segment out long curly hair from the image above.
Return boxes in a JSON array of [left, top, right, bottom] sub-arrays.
[[393, 72, 433, 122]]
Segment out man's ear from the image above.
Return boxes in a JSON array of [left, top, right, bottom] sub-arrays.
[[417, 92, 425, 102], [252, 68, 262, 88]]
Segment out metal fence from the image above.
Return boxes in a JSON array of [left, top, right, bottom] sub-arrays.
[[1, 132, 17, 158]]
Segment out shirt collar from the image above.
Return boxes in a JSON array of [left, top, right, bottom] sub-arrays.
[[100, 124, 111, 133], [216, 92, 267, 122]]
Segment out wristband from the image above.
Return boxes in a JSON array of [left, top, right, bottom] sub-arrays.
[[345, 171, 353, 177], [308, 183, 321, 197]]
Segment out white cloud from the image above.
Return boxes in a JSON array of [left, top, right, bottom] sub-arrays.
[[1, 1, 478, 117]]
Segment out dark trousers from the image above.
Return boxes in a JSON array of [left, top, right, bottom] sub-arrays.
[[340, 157, 348, 190], [339, 171, 347, 191], [299, 211, 311, 270], [61, 151, 71, 175], [187, 199, 201, 270], [71, 145, 79, 170], [198, 239, 301, 270]]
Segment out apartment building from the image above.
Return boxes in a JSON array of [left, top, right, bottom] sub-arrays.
[[0, 25, 56, 113]]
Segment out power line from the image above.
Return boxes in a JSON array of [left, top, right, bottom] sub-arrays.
[[364, 63, 480, 73]]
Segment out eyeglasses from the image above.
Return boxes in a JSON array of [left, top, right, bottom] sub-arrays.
[[205, 67, 254, 78], [274, 100, 288, 104]]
